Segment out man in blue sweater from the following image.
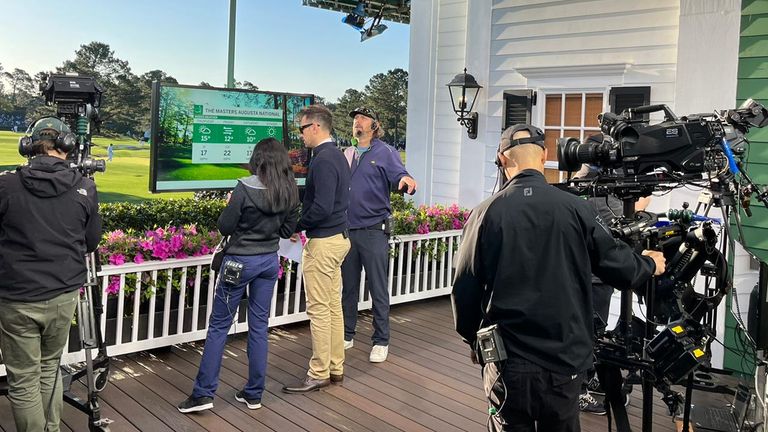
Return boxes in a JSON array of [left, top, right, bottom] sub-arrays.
[[283, 105, 351, 393], [341, 107, 416, 363]]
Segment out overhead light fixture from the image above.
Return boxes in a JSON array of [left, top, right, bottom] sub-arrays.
[[361, 23, 387, 42], [360, 4, 387, 42], [342, 1, 367, 31], [446, 68, 483, 139]]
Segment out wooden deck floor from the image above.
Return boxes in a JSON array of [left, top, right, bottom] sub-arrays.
[[0, 297, 680, 431]]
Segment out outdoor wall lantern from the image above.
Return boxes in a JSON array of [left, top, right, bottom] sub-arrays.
[[446, 68, 482, 139]]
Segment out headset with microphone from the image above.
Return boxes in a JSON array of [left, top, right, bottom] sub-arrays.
[[350, 107, 380, 136], [18, 117, 76, 157]]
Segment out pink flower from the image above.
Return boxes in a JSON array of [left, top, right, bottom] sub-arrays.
[[133, 254, 145, 264], [170, 234, 184, 251], [106, 230, 125, 242], [417, 223, 430, 234], [152, 242, 170, 260], [452, 219, 463, 229], [106, 276, 121, 295], [185, 224, 198, 235], [108, 254, 126, 266], [200, 245, 211, 255], [278, 265, 284, 280]]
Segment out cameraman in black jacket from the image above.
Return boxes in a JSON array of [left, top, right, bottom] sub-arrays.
[[452, 124, 665, 432], [0, 117, 101, 432]]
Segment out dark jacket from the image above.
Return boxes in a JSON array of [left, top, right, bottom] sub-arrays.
[[451, 169, 655, 375], [0, 156, 101, 302], [344, 139, 410, 229], [297, 141, 350, 238], [218, 175, 299, 255]]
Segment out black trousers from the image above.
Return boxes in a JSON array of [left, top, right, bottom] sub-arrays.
[[483, 356, 583, 432]]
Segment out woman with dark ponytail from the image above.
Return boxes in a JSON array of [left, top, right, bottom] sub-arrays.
[[179, 137, 299, 413]]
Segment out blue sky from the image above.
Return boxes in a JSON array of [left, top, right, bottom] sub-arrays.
[[0, 0, 410, 102]]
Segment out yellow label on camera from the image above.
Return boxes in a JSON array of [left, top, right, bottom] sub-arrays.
[[693, 348, 705, 358], [671, 325, 685, 334]]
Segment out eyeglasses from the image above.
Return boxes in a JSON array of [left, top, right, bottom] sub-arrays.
[[298, 123, 317, 134]]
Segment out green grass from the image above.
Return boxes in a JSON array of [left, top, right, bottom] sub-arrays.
[[0, 131, 192, 203]]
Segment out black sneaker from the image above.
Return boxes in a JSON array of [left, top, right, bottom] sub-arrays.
[[178, 396, 214, 413], [579, 392, 607, 415], [235, 390, 262, 409]]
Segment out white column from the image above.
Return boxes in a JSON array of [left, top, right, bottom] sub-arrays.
[[405, 0, 440, 206], [458, 0, 493, 208], [658, 0, 743, 369]]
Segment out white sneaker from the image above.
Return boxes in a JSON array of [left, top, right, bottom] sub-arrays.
[[344, 339, 354, 350], [369, 345, 388, 363]]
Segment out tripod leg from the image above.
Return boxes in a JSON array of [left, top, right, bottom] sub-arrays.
[[681, 373, 694, 432], [597, 363, 633, 432]]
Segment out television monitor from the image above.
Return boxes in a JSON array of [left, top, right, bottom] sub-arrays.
[[149, 82, 313, 192]]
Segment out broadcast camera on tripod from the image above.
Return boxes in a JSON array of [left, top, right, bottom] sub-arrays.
[[2, 73, 112, 431], [557, 99, 768, 432], [38, 74, 107, 176]]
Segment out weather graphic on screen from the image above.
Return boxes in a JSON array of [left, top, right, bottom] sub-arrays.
[[149, 83, 312, 192]]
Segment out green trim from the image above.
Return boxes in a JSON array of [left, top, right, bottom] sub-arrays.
[[723, 0, 768, 372]]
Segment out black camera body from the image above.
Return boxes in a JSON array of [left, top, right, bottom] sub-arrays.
[[39, 74, 106, 175], [557, 99, 768, 177]]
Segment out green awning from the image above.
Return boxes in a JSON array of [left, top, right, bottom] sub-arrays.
[[302, 0, 410, 24]]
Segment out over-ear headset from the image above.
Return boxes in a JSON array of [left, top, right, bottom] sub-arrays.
[[495, 124, 546, 168], [18, 117, 76, 157]]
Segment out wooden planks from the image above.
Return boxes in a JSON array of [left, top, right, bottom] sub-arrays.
[[0, 296, 680, 431]]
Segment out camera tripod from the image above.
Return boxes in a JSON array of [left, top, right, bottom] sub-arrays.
[[0, 252, 112, 431], [595, 189, 731, 432]]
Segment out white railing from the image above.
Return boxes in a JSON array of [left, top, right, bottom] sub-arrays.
[[50, 230, 462, 365]]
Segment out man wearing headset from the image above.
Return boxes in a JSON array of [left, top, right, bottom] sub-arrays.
[[0, 117, 101, 432], [452, 124, 665, 432], [341, 107, 416, 363]]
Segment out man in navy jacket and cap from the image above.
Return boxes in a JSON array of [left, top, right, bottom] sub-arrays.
[[342, 107, 416, 363]]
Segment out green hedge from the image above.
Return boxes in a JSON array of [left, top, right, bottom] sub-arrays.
[[101, 193, 418, 233], [100, 198, 227, 232]]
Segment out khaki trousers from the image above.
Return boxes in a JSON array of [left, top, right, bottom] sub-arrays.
[[302, 233, 351, 379], [0, 290, 78, 432]]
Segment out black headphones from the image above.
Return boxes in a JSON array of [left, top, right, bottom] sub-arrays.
[[494, 124, 546, 168], [18, 117, 77, 157]]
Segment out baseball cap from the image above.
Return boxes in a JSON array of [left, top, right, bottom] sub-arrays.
[[349, 107, 380, 121]]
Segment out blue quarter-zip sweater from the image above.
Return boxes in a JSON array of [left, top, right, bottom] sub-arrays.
[[297, 141, 350, 238], [345, 138, 409, 229]]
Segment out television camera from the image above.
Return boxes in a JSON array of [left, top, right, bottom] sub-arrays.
[[35, 74, 106, 175], [556, 100, 768, 432]]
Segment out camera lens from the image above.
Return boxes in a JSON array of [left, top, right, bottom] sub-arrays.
[[557, 137, 606, 172]]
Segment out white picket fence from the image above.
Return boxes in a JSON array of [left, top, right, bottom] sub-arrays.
[[50, 230, 462, 365]]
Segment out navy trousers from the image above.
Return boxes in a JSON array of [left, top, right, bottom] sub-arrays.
[[341, 228, 390, 346], [192, 252, 278, 401]]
